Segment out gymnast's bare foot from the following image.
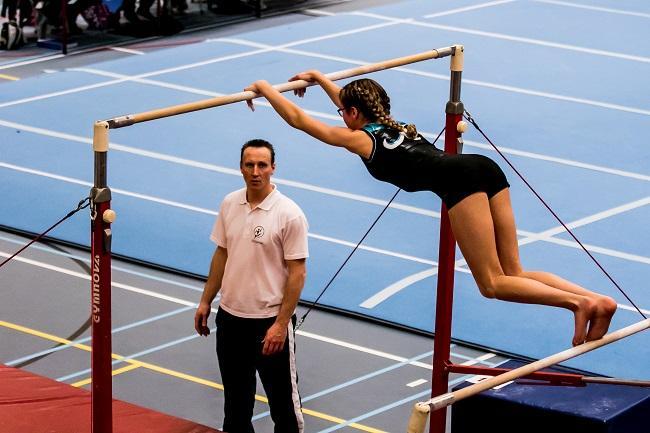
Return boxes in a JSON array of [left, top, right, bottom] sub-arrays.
[[572, 296, 597, 346], [572, 297, 592, 346], [585, 296, 617, 342]]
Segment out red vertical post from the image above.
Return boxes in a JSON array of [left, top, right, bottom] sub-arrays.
[[90, 121, 113, 433], [429, 45, 464, 433]]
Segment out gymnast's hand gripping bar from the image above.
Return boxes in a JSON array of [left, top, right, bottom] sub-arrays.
[[101, 45, 461, 129], [407, 318, 650, 433]]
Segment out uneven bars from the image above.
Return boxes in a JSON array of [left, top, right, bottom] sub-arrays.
[[104, 45, 460, 129], [407, 318, 650, 433]]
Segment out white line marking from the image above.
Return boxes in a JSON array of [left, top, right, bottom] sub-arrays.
[[461, 81, 650, 117], [301, 8, 335, 16], [0, 77, 128, 109], [424, 0, 516, 19], [308, 233, 437, 265], [71, 67, 224, 96], [296, 329, 433, 369], [0, 162, 219, 215], [0, 54, 65, 71], [360, 269, 435, 308], [532, 0, 650, 19], [518, 197, 650, 244], [0, 47, 278, 109], [352, 11, 650, 64], [462, 352, 498, 366], [360, 264, 476, 309], [238, 17, 402, 48], [462, 139, 650, 182], [0, 233, 204, 291], [533, 236, 650, 266], [406, 379, 428, 387], [361, 256, 471, 309], [0, 251, 200, 308], [108, 46, 145, 55], [466, 374, 513, 389], [618, 304, 650, 315]]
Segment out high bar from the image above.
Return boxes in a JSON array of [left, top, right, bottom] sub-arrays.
[[423, 318, 650, 413], [104, 45, 461, 129]]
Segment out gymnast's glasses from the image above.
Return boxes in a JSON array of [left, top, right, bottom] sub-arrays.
[[337, 108, 344, 117]]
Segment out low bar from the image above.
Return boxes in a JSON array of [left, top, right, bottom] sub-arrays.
[[105, 46, 458, 129], [426, 319, 650, 412], [448, 364, 584, 386]]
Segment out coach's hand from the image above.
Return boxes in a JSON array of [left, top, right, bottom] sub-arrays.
[[262, 322, 287, 355], [194, 302, 212, 336]]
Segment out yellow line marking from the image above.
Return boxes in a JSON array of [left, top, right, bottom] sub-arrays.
[[1, 320, 387, 432], [0, 73, 19, 81], [71, 377, 92, 387], [1, 320, 95, 353], [71, 363, 141, 387]]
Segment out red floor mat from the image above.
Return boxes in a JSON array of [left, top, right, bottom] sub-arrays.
[[0, 364, 221, 433]]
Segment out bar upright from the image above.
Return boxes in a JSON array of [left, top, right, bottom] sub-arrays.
[[90, 121, 114, 433], [429, 45, 464, 433]]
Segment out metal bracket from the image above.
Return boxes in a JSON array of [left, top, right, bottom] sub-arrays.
[[103, 228, 112, 253], [90, 187, 112, 204], [445, 101, 465, 115]]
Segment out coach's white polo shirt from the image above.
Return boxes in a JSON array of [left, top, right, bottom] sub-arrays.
[[211, 185, 309, 318]]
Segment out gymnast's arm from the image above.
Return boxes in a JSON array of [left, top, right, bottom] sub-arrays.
[[289, 70, 342, 108], [246, 80, 372, 157], [194, 246, 227, 336]]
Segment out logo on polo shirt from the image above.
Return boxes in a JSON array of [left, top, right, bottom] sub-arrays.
[[253, 226, 265, 240]]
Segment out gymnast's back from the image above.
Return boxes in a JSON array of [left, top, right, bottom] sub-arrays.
[[359, 122, 445, 192]]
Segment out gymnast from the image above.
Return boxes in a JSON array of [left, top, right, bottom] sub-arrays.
[[244, 71, 617, 346]]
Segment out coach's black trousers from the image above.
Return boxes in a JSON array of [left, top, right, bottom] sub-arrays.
[[216, 308, 303, 433]]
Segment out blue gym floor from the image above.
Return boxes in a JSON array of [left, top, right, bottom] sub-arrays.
[[1, 0, 649, 381]]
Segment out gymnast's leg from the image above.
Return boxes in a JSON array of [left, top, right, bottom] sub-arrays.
[[486, 189, 617, 343], [447, 191, 612, 346]]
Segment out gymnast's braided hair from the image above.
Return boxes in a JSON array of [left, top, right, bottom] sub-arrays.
[[339, 78, 418, 139]]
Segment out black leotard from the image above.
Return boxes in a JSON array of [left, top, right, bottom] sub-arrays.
[[360, 123, 510, 209]]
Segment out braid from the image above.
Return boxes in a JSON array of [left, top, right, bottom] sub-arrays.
[[341, 79, 418, 139], [404, 123, 418, 139]]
